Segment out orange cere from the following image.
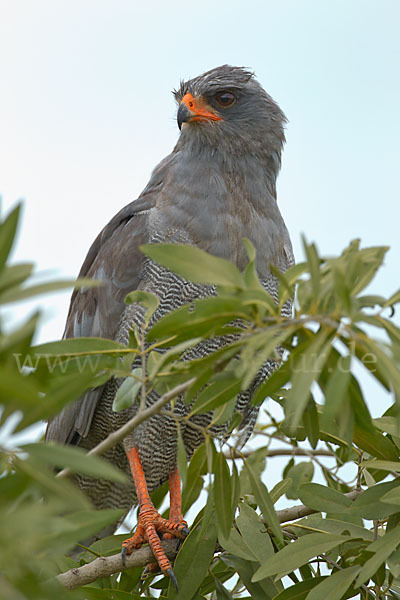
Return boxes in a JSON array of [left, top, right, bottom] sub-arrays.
[[181, 93, 222, 122]]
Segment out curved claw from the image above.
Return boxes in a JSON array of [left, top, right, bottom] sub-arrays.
[[166, 567, 179, 592], [139, 566, 150, 592], [121, 545, 127, 567]]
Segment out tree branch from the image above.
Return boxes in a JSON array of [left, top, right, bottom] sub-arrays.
[[56, 378, 195, 479], [57, 539, 179, 589]]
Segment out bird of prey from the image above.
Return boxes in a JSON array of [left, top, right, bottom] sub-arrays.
[[46, 65, 294, 585]]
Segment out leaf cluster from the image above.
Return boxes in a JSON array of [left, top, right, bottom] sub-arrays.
[[1, 206, 400, 598]]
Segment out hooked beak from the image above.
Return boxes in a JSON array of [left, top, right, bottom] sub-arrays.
[[177, 93, 222, 130], [177, 102, 192, 130]]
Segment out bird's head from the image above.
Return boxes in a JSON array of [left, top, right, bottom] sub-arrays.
[[173, 65, 287, 160]]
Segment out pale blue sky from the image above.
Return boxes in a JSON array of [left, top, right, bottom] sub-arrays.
[[1, 0, 399, 418]]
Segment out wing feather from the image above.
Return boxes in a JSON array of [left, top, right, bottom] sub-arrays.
[[45, 195, 155, 444]]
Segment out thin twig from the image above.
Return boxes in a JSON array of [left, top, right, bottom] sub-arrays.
[[56, 378, 195, 479], [254, 430, 349, 486], [225, 448, 334, 459]]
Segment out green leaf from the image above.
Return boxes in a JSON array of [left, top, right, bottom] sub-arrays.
[[214, 452, 233, 540], [360, 338, 400, 396], [347, 375, 375, 433], [0, 203, 20, 269], [321, 355, 351, 430], [385, 288, 400, 308], [199, 559, 236, 596], [306, 565, 361, 600], [361, 459, 400, 473], [147, 296, 249, 344], [351, 245, 389, 295], [250, 359, 291, 406], [285, 462, 314, 500], [373, 416, 400, 437], [237, 323, 297, 391], [190, 377, 241, 415], [297, 483, 352, 514], [22, 442, 129, 483], [349, 481, 400, 519], [252, 533, 351, 581], [211, 396, 237, 426], [148, 338, 202, 381], [214, 578, 234, 600], [221, 555, 278, 600], [167, 509, 217, 600], [141, 243, 244, 288], [125, 289, 159, 324], [16, 371, 96, 431], [244, 459, 283, 543], [303, 238, 321, 303], [242, 238, 266, 294], [182, 444, 207, 515], [78, 533, 129, 560], [353, 425, 399, 461], [12, 456, 91, 510], [237, 502, 274, 562], [33, 336, 128, 357], [290, 516, 373, 540], [272, 577, 327, 600], [0, 263, 33, 294], [177, 427, 188, 489], [285, 329, 334, 430], [357, 294, 387, 308], [356, 526, 400, 586], [219, 525, 259, 561], [269, 478, 293, 504], [0, 365, 40, 409], [231, 461, 240, 520], [239, 447, 268, 496], [148, 482, 168, 517], [381, 486, 400, 504], [302, 397, 320, 449], [112, 369, 142, 412], [0, 278, 100, 305], [44, 508, 123, 551], [333, 265, 352, 313]]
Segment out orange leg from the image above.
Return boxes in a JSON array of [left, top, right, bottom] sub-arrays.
[[144, 467, 188, 576], [121, 448, 189, 588], [168, 466, 186, 524]]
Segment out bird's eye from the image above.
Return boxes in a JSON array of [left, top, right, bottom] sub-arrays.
[[215, 91, 236, 107]]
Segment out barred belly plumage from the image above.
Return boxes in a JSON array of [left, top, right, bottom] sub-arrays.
[[75, 235, 288, 513]]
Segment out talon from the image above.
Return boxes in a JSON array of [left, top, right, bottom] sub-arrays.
[[121, 545, 127, 567], [167, 567, 179, 592], [144, 561, 160, 574], [139, 570, 147, 593], [124, 450, 187, 577]]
